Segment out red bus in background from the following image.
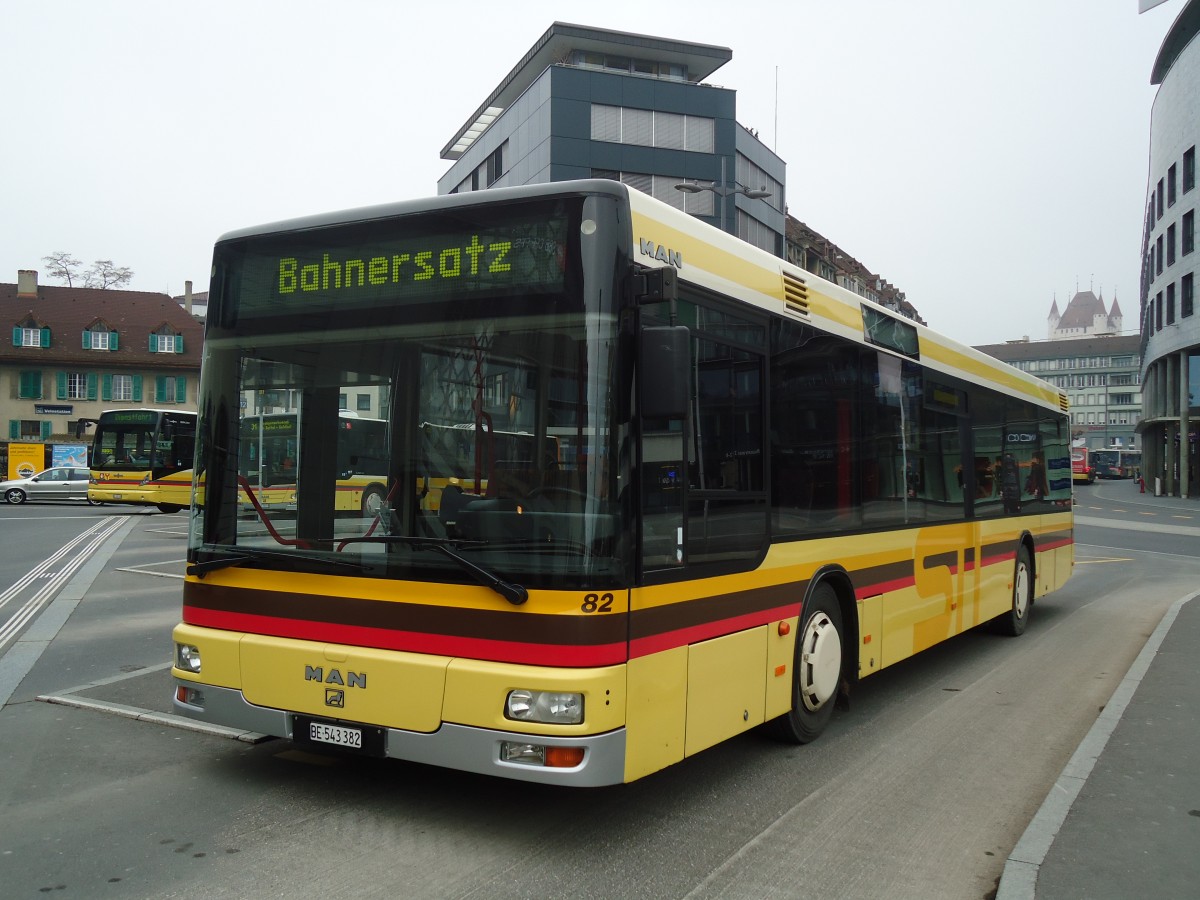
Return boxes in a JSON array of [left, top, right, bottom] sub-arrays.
[[1071, 447, 1095, 484]]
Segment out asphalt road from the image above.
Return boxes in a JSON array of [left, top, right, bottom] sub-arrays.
[[1, 484, 1197, 899]]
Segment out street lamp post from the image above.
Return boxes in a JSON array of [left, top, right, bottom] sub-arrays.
[[674, 156, 771, 234]]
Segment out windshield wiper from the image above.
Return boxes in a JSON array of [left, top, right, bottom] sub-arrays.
[[336, 535, 528, 606], [426, 543, 528, 606], [188, 555, 249, 576], [188, 547, 364, 578]]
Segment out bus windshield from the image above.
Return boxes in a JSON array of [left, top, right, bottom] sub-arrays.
[[192, 195, 626, 589], [92, 409, 195, 473]]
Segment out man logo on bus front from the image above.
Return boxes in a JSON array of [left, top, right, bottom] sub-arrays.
[[326, 689, 345, 708]]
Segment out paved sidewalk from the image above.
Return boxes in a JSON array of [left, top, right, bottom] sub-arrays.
[[999, 590, 1200, 899]]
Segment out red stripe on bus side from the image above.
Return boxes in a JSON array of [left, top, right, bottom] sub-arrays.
[[853, 576, 915, 600], [182, 606, 627, 667], [1035, 538, 1073, 552], [979, 550, 1017, 569]]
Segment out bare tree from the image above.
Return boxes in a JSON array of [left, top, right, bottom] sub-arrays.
[[84, 259, 134, 289], [42, 250, 84, 287], [42, 252, 135, 289]]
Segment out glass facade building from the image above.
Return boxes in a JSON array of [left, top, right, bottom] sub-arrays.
[[1140, 0, 1200, 496]]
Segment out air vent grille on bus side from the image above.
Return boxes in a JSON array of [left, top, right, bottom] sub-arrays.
[[1059, 393, 1070, 412], [783, 273, 810, 317]]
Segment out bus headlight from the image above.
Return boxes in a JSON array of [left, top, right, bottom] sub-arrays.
[[505, 689, 583, 724], [175, 643, 202, 674]]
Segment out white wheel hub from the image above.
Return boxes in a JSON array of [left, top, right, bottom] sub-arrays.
[[799, 611, 841, 712], [1014, 562, 1030, 619]]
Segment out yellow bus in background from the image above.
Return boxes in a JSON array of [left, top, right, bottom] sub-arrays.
[[89, 408, 196, 512], [173, 180, 1073, 785], [238, 411, 388, 517]]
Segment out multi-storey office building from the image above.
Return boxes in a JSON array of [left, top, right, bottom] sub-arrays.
[[437, 22, 787, 256], [1141, 0, 1200, 497], [975, 335, 1142, 451]]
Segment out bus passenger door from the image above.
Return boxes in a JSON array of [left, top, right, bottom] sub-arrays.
[[632, 299, 770, 771], [637, 301, 769, 573]]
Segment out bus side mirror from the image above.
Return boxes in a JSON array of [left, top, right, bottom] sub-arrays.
[[639, 326, 690, 420]]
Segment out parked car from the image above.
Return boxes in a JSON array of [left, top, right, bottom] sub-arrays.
[[0, 466, 96, 505]]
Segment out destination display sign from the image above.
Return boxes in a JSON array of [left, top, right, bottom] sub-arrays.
[[104, 410, 161, 425], [227, 211, 570, 318]]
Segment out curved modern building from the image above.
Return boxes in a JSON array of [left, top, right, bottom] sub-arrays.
[[1140, 0, 1200, 497]]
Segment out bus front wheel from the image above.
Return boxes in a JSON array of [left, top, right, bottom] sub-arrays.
[[767, 582, 843, 744]]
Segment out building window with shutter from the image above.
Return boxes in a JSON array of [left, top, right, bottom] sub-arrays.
[[66, 373, 91, 400], [112, 374, 133, 401], [155, 375, 187, 403], [18, 370, 43, 399], [9, 419, 48, 439], [12, 317, 49, 348], [84, 319, 118, 351], [150, 324, 183, 353]]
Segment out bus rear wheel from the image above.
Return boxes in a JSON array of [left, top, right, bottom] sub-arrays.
[[996, 545, 1033, 636], [766, 582, 843, 744], [361, 486, 386, 518], [157, 503, 182, 514]]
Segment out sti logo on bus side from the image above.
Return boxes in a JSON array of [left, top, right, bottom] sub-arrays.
[[639, 238, 682, 268], [304, 666, 367, 689]]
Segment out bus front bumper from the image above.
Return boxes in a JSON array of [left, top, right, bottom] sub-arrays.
[[172, 679, 627, 787], [90, 488, 153, 505]]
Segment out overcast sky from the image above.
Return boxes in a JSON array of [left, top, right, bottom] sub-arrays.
[[0, 1, 1180, 347]]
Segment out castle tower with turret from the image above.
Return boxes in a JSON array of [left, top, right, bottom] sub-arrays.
[[1048, 289, 1122, 339]]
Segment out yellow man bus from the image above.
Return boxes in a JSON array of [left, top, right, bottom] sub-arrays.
[[89, 408, 196, 512], [173, 180, 1073, 785]]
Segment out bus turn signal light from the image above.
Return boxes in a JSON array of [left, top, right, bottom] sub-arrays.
[[545, 746, 585, 768]]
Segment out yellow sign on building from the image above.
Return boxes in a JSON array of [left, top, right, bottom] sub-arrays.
[[9, 444, 45, 480]]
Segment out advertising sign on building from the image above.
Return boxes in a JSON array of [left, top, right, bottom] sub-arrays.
[[52, 444, 89, 467], [8, 443, 45, 480]]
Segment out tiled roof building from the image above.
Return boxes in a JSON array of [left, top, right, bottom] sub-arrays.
[[2, 269, 203, 459]]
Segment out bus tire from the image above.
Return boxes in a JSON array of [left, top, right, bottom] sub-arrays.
[[157, 503, 182, 514], [996, 545, 1033, 637], [361, 486, 386, 518], [766, 582, 843, 744]]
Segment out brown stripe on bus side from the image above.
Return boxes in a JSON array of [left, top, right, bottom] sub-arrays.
[[183, 581, 628, 648], [629, 581, 806, 640], [981, 539, 1016, 561], [922, 551, 958, 570], [853, 559, 916, 592], [1035, 528, 1073, 549]]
